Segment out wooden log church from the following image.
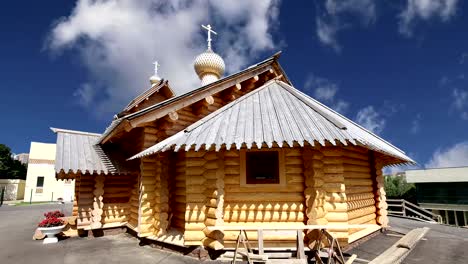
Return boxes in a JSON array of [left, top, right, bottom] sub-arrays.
[[53, 25, 413, 250]]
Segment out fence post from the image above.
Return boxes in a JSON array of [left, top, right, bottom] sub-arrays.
[[51, 192, 54, 202], [0, 187, 5, 207], [30, 189, 33, 204], [402, 201, 406, 217]]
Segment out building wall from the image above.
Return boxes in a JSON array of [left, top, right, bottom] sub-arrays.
[[24, 142, 75, 202], [173, 146, 386, 248], [0, 179, 26, 200]]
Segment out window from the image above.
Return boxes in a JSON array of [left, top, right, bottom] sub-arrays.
[[240, 149, 285, 186], [36, 176, 44, 193], [36, 176, 44, 187], [246, 151, 279, 184]]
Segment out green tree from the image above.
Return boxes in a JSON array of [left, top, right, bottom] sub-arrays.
[[0, 144, 27, 179], [384, 175, 416, 202]]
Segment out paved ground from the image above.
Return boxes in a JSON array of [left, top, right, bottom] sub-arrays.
[[0, 203, 217, 264], [1, 205, 467, 263], [346, 216, 468, 263]]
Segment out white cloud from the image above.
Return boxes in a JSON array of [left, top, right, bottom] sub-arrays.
[[315, 0, 376, 51], [399, 0, 459, 36], [47, 0, 281, 118], [355, 105, 385, 134], [452, 88, 468, 120], [410, 114, 422, 134], [426, 141, 468, 168], [304, 75, 349, 113]]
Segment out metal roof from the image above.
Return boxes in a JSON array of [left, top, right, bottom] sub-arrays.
[[98, 52, 286, 144], [129, 80, 414, 164], [51, 128, 135, 175]]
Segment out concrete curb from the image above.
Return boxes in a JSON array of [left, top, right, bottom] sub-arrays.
[[369, 227, 429, 264]]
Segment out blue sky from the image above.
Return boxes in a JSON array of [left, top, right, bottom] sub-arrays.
[[1, 0, 468, 171]]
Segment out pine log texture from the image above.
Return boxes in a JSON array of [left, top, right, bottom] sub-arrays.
[[184, 150, 208, 246], [322, 147, 348, 245]]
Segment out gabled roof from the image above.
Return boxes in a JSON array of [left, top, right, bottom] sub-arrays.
[[99, 52, 287, 144], [51, 128, 137, 176], [120, 79, 175, 116], [129, 80, 414, 165]]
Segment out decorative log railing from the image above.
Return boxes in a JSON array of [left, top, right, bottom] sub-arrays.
[[387, 199, 443, 224]]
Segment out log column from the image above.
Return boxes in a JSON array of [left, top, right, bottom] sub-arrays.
[[322, 147, 348, 244], [90, 174, 105, 229], [138, 127, 159, 237], [153, 153, 170, 236], [203, 152, 225, 250], [372, 155, 388, 227], [303, 148, 327, 244], [184, 151, 207, 246]]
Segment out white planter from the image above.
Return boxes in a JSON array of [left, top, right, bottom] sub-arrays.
[[38, 225, 66, 244]]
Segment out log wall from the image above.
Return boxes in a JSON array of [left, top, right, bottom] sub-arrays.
[[222, 148, 305, 245], [170, 152, 186, 231], [76, 173, 94, 228], [184, 150, 208, 246], [321, 147, 348, 244], [138, 127, 159, 237], [303, 148, 326, 244], [128, 179, 139, 230], [342, 147, 377, 236], [373, 155, 388, 227]]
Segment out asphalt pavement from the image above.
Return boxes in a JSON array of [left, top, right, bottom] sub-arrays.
[[0, 203, 214, 264]]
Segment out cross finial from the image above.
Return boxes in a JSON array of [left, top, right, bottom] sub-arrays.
[[152, 61, 160, 75], [202, 24, 217, 50]]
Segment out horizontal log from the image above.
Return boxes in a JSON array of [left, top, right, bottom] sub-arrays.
[[347, 199, 376, 210], [347, 193, 374, 201], [322, 183, 345, 193], [343, 164, 371, 173], [224, 202, 304, 211], [348, 213, 376, 225], [324, 202, 347, 212], [348, 206, 376, 220], [225, 193, 304, 202], [185, 222, 206, 231], [325, 212, 349, 222], [344, 178, 373, 186], [224, 184, 303, 193], [184, 230, 206, 241], [346, 186, 373, 194]]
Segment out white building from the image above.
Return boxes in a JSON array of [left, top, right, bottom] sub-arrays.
[[24, 142, 74, 202]]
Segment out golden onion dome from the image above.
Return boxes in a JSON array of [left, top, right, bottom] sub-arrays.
[[194, 48, 225, 80]]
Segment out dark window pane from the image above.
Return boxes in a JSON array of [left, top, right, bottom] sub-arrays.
[[246, 151, 279, 184], [36, 176, 44, 187]]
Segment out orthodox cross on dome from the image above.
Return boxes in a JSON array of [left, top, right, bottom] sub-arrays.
[[202, 24, 217, 50], [152, 61, 160, 75]]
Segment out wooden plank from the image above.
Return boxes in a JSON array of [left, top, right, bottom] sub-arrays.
[[207, 224, 377, 231]]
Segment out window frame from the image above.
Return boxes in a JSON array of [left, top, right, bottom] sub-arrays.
[[240, 149, 286, 187], [36, 176, 45, 194]]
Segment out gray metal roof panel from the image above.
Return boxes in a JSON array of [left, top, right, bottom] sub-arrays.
[[129, 80, 414, 165], [51, 128, 136, 175]]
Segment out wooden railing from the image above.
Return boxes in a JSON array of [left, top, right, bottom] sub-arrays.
[[387, 199, 443, 224]]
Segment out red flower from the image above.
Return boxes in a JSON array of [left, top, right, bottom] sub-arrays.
[[44, 210, 65, 219], [38, 217, 64, 227]]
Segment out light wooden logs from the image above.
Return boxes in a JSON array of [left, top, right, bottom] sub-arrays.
[[373, 156, 388, 227], [321, 148, 348, 245], [90, 174, 105, 229], [184, 151, 207, 246]]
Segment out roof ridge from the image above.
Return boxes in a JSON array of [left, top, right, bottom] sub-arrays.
[[50, 127, 101, 137]]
